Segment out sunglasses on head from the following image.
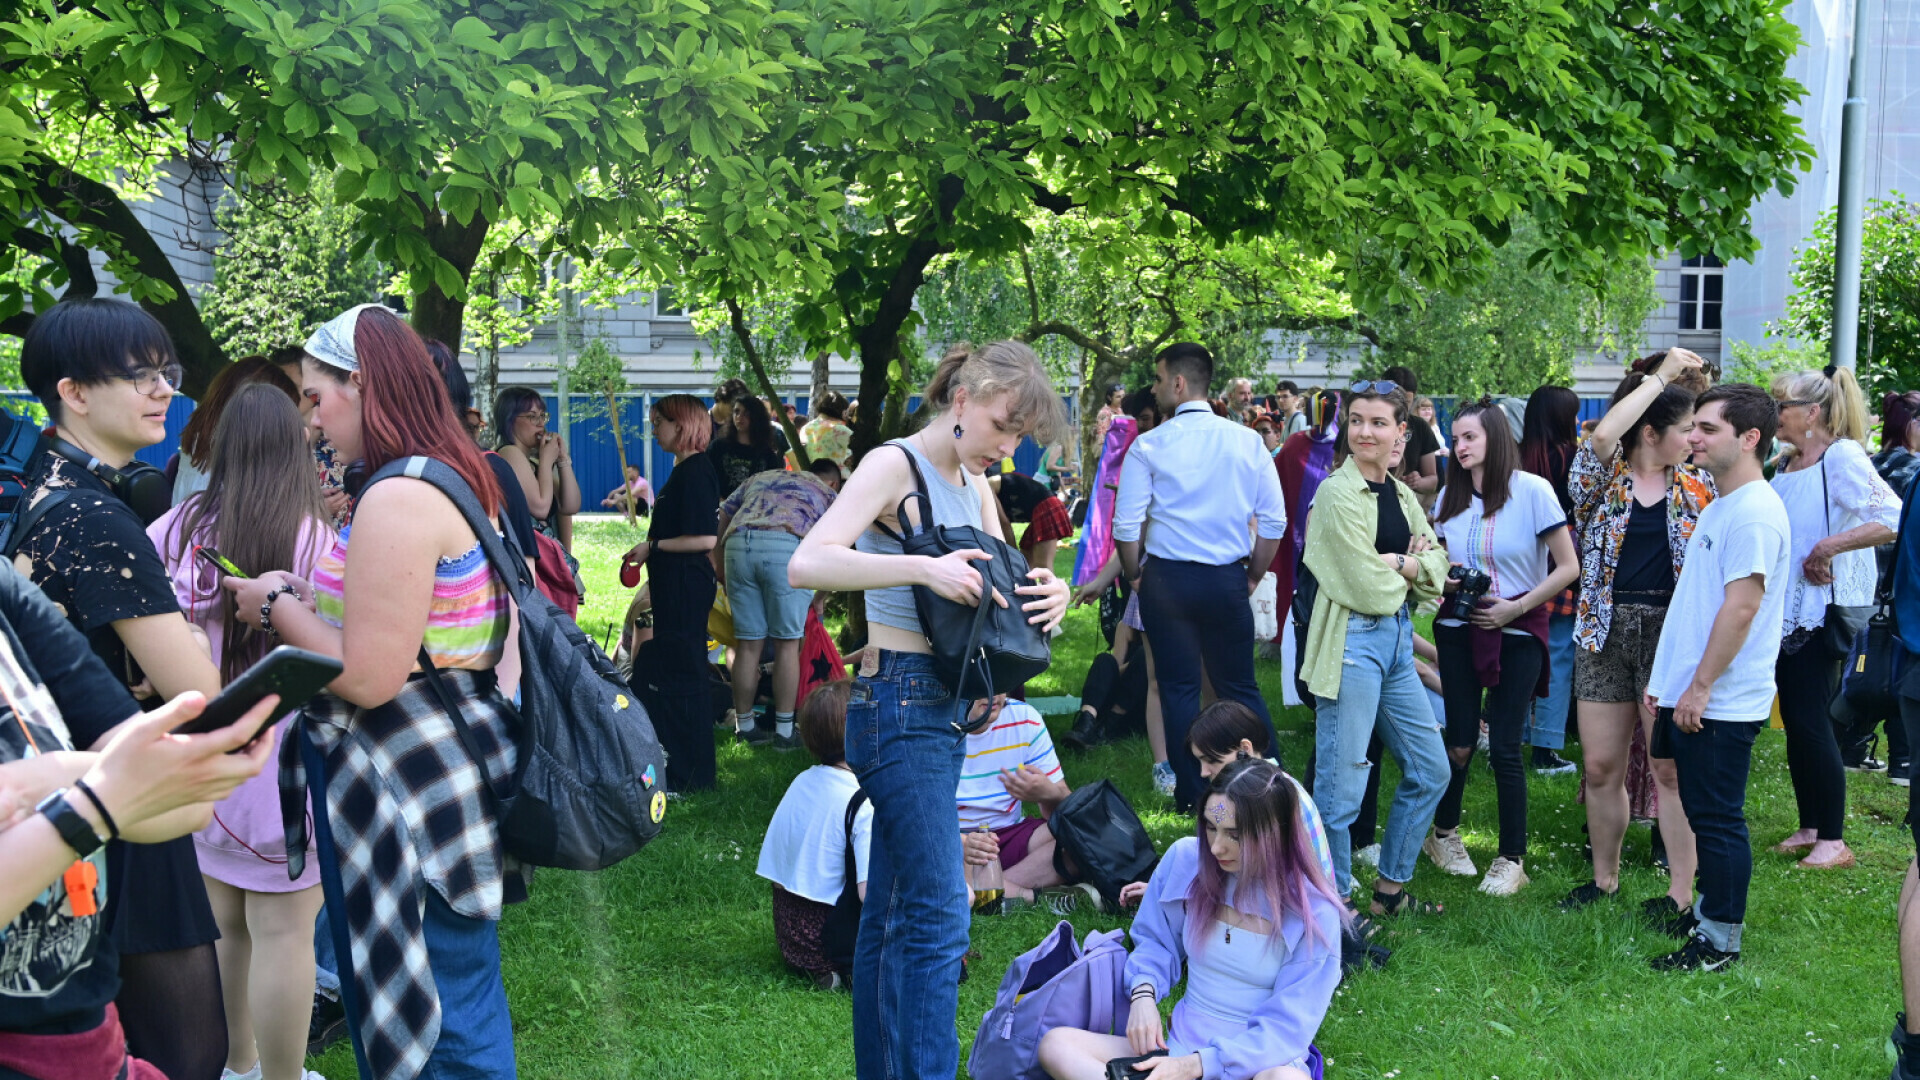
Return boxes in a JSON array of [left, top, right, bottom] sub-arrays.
[[1349, 380, 1399, 395]]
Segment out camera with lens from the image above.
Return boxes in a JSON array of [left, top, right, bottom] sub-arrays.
[[1447, 565, 1493, 620]]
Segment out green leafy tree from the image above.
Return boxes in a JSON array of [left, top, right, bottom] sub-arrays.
[[916, 212, 1356, 467], [566, 334, 640, 521], [1, 0, 816, 393], [1358, 219, 1661, 396], [1773, 194, 1920, 402], [665, 0, 1812, 458], [200, 175, 386, 359]]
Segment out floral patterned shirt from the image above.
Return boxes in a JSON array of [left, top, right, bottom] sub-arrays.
[[799, 417, 852, 470], [1568, 441, 1717, 653]]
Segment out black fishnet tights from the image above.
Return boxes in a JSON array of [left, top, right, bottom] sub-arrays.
[[117, 944, 229, 1080]]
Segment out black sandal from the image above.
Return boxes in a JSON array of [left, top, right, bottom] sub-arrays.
[[1371, 888, 1444, 917]]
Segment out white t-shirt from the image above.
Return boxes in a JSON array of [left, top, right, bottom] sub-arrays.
[[1769, 438, 1902, 633], [756, 765, 872, 905], [1431, 470, 1567, 632], [1646, 480, 1793, 722], [957, 700, 1063, 831]]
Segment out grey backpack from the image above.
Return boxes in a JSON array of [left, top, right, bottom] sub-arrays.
[[367, 456, 668, 870], [968, 921, 1130, 1080]]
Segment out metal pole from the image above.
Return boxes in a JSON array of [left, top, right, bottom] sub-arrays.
[[1831, 0, 1874, 369], [555, 262, 573, 450], [641, 392, 654, 487]]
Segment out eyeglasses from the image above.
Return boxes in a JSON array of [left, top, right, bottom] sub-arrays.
[[119, 364, 184, 396], [520, 410, 550, 423], [1349, 380, 1399, 395]]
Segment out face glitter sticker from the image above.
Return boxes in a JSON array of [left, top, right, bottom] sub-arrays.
[[641, 764, 656, 788], [1206, 801, 1231, 825], [649, 790, 667, 823]]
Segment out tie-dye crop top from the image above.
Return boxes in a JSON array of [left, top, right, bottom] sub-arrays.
[[310, 524, 508, 671]]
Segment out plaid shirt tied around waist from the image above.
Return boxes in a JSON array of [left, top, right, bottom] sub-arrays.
[[280, 670, 523, 1080]]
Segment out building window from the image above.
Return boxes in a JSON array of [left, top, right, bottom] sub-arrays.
[[653, 288, 686, 319], [1678, 255, 1724, 331]]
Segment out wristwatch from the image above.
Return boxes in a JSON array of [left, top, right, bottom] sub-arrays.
[[36, 788, 105, 857]]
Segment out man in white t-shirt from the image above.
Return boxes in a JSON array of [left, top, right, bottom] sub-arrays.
[[1643, 384, 1789, 973], [956, 697, 1094, 909]]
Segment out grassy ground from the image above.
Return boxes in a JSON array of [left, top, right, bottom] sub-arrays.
[[312, 516, 1914, 1079]]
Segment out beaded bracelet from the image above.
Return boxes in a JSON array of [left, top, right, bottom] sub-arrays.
[[260, 585, 302, 637]]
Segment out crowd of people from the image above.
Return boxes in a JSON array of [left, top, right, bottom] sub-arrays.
[[6, 292, 1920, 1080]]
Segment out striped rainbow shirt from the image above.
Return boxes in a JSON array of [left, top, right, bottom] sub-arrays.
[[956, 700, 1062, 831], [312, 525, 508, 671]]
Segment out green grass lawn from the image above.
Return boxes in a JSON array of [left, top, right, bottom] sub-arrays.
[[312, 516, 1915, 1079]]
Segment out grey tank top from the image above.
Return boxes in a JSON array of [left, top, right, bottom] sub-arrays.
[[855, 438, 984, 634]]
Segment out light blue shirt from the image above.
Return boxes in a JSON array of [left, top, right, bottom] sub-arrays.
[[1112, 402, 1286, 565]]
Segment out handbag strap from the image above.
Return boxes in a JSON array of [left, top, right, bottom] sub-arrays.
[[841, 788, 868, 891], [871, 442, 933, 544]]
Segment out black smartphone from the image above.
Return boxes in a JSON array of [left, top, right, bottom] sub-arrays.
[[193, 545, 248, 579], [172, 645, 343, 745]]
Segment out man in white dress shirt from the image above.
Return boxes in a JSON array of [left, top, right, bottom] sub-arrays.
[[1114, 343, 1287, 810]]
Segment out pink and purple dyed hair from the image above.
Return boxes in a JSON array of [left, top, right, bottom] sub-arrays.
[[1186, 758, 1348, 956]]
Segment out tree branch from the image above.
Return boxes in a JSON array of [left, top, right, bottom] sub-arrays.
[[726, 296, 809, 468]]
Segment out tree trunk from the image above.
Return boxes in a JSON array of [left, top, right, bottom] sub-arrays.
[[408, 208, 491, 353], [607, 391, 637, 524], [847, 178, 963, 463], [726, 298, 809, 467], [809, 350, 831, 415], [17, 161, 226, 396]]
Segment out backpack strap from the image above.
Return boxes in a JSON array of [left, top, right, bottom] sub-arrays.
[[415, 645, 513, 805], [841, 788, 867, 896], [0, 488, 67, 561]]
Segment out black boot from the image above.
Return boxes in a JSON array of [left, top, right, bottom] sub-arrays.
[[1060, 708, 1104, 752], [1892, 1013, 1920, 1080]]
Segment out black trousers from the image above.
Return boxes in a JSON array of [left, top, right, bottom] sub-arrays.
[[1138, 558, 1277, 811], [1079, 644, 1148, 738], [1434, 625, 1542, 860], [635, 551, 719, 792], [1776, 638, 1847, 840]]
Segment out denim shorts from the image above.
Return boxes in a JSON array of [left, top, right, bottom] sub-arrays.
[[726, 529, 812, 641]]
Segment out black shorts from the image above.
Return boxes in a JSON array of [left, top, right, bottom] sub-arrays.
[[108, 836, 220, 954]]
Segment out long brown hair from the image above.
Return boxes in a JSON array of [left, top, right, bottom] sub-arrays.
[[178, 356, 300, 469], [170, 384, 332, 681], [1437, 402, 1519, 522]]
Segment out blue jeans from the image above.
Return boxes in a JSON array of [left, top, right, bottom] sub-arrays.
[[1658, 710, 1758, 953], [315, 906, 339, 997], [302, 729, 518, 1080], [1312, 608, 1451, 894], [845, 650, 970, 1080], [1525, 613, 1575, 750], [1139, 559, 1278, 811], [725, 529, 811, 640]]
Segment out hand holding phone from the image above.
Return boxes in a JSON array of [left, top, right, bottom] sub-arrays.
[[194, 546, 248, 579], [171, 646, 343, 746]]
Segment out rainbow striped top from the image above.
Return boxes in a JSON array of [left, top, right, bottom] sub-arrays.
[[311, 525, 508, 671]]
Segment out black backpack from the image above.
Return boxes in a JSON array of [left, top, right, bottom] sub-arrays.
[[821, 788, 867, 982], [1047, 779, 1159, 910], [365, 456, 669, 870]]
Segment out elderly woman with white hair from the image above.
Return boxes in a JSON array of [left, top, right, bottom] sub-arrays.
[[1766, 364, 1902, 870]]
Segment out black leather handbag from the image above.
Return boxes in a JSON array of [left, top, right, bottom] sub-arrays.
[[876, 445, 1051, 731], [1839, 579, 1897, 718]]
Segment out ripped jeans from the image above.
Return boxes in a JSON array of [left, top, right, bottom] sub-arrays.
[[1312, 606, 1451, 895]]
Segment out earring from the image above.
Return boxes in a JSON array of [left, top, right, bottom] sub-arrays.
[[1806, 429, 1814, 439], [953, 423, 963, 439]]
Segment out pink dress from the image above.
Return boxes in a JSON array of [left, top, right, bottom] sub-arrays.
[[147, 506, 336, 892]]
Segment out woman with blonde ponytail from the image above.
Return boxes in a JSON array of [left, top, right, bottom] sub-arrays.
[[1765, 365, 1902, 869], [789, 341, 1070, 1080]]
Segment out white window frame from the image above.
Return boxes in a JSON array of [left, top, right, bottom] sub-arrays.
[[1678, 255, 1724, 332]]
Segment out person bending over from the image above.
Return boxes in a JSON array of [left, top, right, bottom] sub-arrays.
[[1039, 759, 1343, 1080], [755, 682, 871, 990], [957, 695, 1099, 912]]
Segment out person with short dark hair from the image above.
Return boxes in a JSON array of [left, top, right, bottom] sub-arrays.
[[493, 385, 583, 557], [15, 297, 234, 1080], [1115, 343, 1287, 812], [756, 681, 871, 990], [1379, 366, 1441, 502], [1644, 382, 1790, 972]]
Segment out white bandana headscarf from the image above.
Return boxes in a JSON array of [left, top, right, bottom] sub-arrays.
[[304, 303, 397, 373]]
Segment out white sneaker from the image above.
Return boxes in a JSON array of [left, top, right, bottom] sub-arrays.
[[1352, 843, 1382, 869], [1478, 856, 1530, 896], [221, 1066, 261, 1080], [304, 1071, 331, 1080], [1423, 830, 1477, 876]]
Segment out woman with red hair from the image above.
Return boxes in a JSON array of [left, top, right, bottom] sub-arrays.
[[623, 393, 723, 792], [225, 304, 520, 1079]]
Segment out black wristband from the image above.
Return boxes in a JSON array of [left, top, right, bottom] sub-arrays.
[[36, 790, 103, 857], [71, 779, 119, 841]]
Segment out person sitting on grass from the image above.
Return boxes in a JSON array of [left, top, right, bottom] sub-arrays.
[[1038, 759, 1344, 1080], [600, 465, 653, 512], [957, 695, 1102, 914], [755, 681, 871, 991]]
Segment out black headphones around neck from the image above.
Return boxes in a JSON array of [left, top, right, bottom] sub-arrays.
[[44, 435, 173, 526]]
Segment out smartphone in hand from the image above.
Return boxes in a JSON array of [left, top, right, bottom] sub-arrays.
[[193, 546, 248, 579], [171, 646, 343, 747]]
